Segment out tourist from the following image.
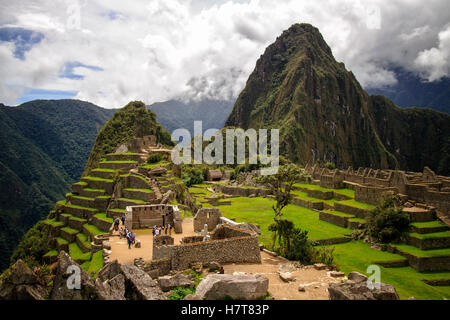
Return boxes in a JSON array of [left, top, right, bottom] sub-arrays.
[[114, 218, 120, 231], [168, 224, 172, 235], [218, 266, 224, 274], [152, 226, 155, 236], [164, 225, 168, 235], [155, 227, 160, 237], [121, 216, 126, 226], [126, 232, 132, 249], [119, 227, 123, 239]]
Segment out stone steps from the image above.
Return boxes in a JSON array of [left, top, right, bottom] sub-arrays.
[[98, 161, 137, 171], [91, 213, 114, 232], [410, 221, 450, 234], [407, 232, 450, 250], [81, 176, 115, 194], [76, 233, 92, 253], [319, 210, 354, 228], [63, 204, 98, 219], [78, 188, 106, 198], [90, 168, 116, 179], [122, 188, 155, 202], [59, 226, 79, 243], [69, 195, 95, 208], [105, 153, 142, 162], [389, 244, 450, 272]]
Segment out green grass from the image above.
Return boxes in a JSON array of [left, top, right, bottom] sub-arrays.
[[94, 212, 113, 223], [64, 203, 98, 212], [71, 195, 95, 201], [337, 199, 376, 210], [56, 237, 68, 246], [83, 223, 104, 237], [392, 244, 450, 257], [82, 176, 114, 182], [411, 221, 449, 229], [92, 168, 117, 172], [69, 215, 87, 223], [348, 217, 366, 223], [123, 188, 153, 193], [43, 218, 64, 228], [87, 251, 104, 279], [409, 231, 450, 239], [118, 197, 146, 204], [141, 160, 170, 169], [323, 241, 450, 300], [106, 152, 140, 156], [293, 183, 355, 198], [76, 233, 92, 250], [108, 208, 125, 214], [291, 189, 338, 206], [199, 194, 351, 246], [44, 250, 58, 257], [100, 160, 137, 164], [61, 226, 79, 235], [83, 187, 106, 192], [69, 242, 91, 262], [322, 210, 355, 218], [73, 181, 88, 186]]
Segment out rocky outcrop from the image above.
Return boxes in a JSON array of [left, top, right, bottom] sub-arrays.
[[50, 251, 98, 300], [195, 274, 269, 300], [157, 273, 195, 292], [0, 260, 47, 300], [97, 260, 166, 300], [328, 271, 399, 300]]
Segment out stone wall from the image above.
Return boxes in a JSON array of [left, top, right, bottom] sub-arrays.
[[354, 185, 398, 205], [126, 204, 180, 230], [193, 208, 222, 232]]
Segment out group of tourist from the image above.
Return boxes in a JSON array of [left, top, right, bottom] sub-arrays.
[[114, 216, 136, 249], [113, 216, 126, 231], [152, 224, 172, 236]]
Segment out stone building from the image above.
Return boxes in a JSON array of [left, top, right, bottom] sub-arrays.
[[125, 204, 183, 233], [193, 208, 222, 232]]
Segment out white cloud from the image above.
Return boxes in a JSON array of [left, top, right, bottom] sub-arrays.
[[0, 0, 449, 107]]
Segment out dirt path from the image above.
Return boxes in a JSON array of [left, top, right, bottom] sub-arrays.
[[223, 252, 341, 300], [109, 218, 197, 264]]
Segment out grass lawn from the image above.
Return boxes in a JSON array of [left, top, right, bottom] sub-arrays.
[[123, 188, 153, 193], [69, 243, 91, 262], [323, 241, 450, 300], [205, 195, 351, 246], [294, 183, 355, 198], [87, 251, 104, 279], [337, 199, 376, 210], [83, 223, 105, 237], [94, 212, 113, 223], [409, 231, 450, 239]]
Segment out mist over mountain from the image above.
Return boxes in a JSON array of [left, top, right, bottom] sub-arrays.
[[148, 99, 234, 137], [367, 67, 450, 114], [0, 100, 115, 271]]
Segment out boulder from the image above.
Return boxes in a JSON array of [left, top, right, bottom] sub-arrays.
[[329, 271, 345, 278], [347, 271, 368, 282], [120, 264, 166, 300], [279, 272, 296, 283], [135, 240, 141, 248], [298, 285, 306, 292], [196, 274, 268, 300], [97, 260, 122, 282], [50, 251, 98, 300], [157, 273, 195, 292], [95, 274, 126, 300], [314, 263, 327, 270], [204, 261, 221, 272], [0, 260, 47, 300], [278, 262, 299, 273], [184, 294, 202, 300], [328, 271, 399, 300]]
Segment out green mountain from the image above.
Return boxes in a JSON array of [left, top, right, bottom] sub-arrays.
[[83, 101, 173, 175], [225, 23, 450, 174], [0, 100, 115, 271]]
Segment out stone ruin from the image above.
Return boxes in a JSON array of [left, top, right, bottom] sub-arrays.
[[125, 204, 183, 233], [152, 224, 261, 271], [305, 164, 450, 215]]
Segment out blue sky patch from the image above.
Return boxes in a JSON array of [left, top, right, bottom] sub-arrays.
[[59, 61, 103, 80], [16, 88, 78, 105], [0, 27, 44, 60]]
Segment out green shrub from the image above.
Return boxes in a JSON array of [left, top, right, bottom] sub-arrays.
[[147, 153, 163, 164], [168, 286, 196, 300], [182, 166, 204, 187], [324, 162, 336, 170], [366, 195, 410, 243]]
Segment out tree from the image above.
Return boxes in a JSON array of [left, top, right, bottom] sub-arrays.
[[256, 164, 309, 221]]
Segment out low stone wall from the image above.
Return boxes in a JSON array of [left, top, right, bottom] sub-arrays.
[[389, 245, 450, 272], [319, 211, 349, 228], [291, 198, 323, 210], [312, 237, 352, 246], [170, 236, 261, 270], [144, 258, 172, 278], [91, 216, 112, 233], [212, 184, 271, 197], [407, 235, 450, 250], [334, 202, 369, 219], [181, 236, 204, 244]]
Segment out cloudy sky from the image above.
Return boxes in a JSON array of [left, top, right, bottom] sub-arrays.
[[0, 0, 449, 108]]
